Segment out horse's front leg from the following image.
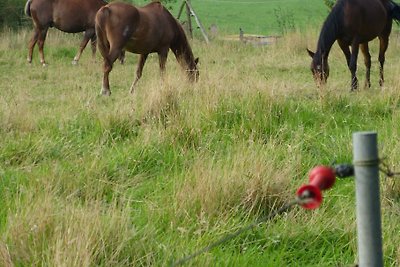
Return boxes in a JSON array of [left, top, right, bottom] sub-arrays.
[[130, 54, 148, 94], [158, 49, 168, 78], [349, 42, 360, 91], [360, 43, 371, 89], [73, 29, 95, 65], [378, 35, 389, 87], [119, 50, 126, 65]]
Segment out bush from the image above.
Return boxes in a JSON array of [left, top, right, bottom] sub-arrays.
[[324, 0, 336, 9], [0, 0, 30, 28]]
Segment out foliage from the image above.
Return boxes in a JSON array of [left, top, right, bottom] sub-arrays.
[[324, 0, 336, 9], [273, 7, 295, 34], [0, 0, 30, 28], [160, 0, 177, 10]]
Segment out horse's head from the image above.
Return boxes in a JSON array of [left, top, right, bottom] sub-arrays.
[[307, 49, 329, 86], [188, 57, 199, 82]]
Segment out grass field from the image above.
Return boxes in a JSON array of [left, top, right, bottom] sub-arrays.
[[131, 0, 329, 36], [1, 4, 400, 266]]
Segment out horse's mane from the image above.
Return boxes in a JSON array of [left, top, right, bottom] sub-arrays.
[[171, 15, 196, 67], [316, 0, 345, 55]]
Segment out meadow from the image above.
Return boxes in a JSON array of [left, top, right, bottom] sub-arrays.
[[1, 4, 400, 266], [136, 0, 328, 36]]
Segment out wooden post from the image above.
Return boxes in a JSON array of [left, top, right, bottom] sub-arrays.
[[185, 0, 209, 43], [176, 0, 210, 44], [185, 0, 193, 39], [176, 0, 185, 19]]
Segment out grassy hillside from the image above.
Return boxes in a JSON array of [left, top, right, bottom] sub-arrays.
[[133, 0, 329, 36], [0, 25, 400, 266]]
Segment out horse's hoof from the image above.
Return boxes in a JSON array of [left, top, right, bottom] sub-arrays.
[[42, 63, 47, 67], [72, 60, 78, 65], [101, 89, 111, 96]]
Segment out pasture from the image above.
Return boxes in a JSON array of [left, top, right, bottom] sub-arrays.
[[136, 0, 328, 35], [1, 11, 400, 267]]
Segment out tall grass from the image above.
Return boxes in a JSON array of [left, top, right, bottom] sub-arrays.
[[0, 27, 399, 266]]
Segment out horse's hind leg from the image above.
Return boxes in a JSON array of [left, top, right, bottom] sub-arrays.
[[27, 28, 39, 63], [37, 27, 48, 66], [119, 50, 126, 65], [378, 35, 389, 87], [130, 54, 148, 94], [101, 47, 122, 96], [360, 43, 371, 88], [73, 29, 95, 65]]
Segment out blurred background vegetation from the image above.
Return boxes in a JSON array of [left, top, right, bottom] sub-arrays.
[[0, 0, 177, 28], [1, 0, 336, 30], [0, 0, 30, 28]]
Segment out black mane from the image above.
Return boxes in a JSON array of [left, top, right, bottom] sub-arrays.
[[315, 0, 345, 56]]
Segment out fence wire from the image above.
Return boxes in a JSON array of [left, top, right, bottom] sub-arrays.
[[172, 157, 400, 266], [171, 196, 312, 266]]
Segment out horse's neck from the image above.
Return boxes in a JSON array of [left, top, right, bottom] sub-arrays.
[[175, 32, 194, 68], [316, 9, 341, 57]]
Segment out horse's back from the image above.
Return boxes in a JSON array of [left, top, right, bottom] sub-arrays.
[[341, 0, 388, 39], [30, 0, 106, 32], [97, 1, 180, 54]]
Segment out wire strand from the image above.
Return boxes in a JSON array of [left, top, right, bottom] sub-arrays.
[[171, 197, 304, 266]]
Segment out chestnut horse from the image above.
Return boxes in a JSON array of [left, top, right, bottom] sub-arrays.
[[24, 0, 111, 66], [307, 0, 400, 91], [95, 1, 199, 96]]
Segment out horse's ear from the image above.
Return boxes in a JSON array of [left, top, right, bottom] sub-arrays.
[[195, 57, 199, 65], [307, 48, 315, 58]]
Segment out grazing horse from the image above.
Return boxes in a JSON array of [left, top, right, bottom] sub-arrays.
[[307, 0, 400, 90], [95, 1, 199, 96], [24, 0, 111, 65]]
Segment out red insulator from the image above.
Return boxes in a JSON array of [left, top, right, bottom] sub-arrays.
[[308, 166, 336, 190], [296, 184, 322, 209], [296, 166, 336, 209]]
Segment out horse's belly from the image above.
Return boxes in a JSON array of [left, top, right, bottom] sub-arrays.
[[125, 40, 157, 54], [52, 16, 88, 33]]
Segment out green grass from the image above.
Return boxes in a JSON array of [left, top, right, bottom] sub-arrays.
[[0, 22, 400, 266], [131, 0, 329, 36]]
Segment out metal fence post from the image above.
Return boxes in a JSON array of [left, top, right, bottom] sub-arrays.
[[353, 132, 383, 267]]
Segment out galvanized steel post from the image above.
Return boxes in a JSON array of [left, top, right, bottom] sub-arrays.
[[353, 132, 383, 267]]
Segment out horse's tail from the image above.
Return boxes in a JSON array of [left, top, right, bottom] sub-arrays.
[[95, 6, 111, 57], [388, 0, 400, 23], [24, 0, 32, 17]]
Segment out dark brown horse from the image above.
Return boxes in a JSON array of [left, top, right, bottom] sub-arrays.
[[307, 0, 400, 90], [24, 0, 111, 66], [95, 1, 199, 96]]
